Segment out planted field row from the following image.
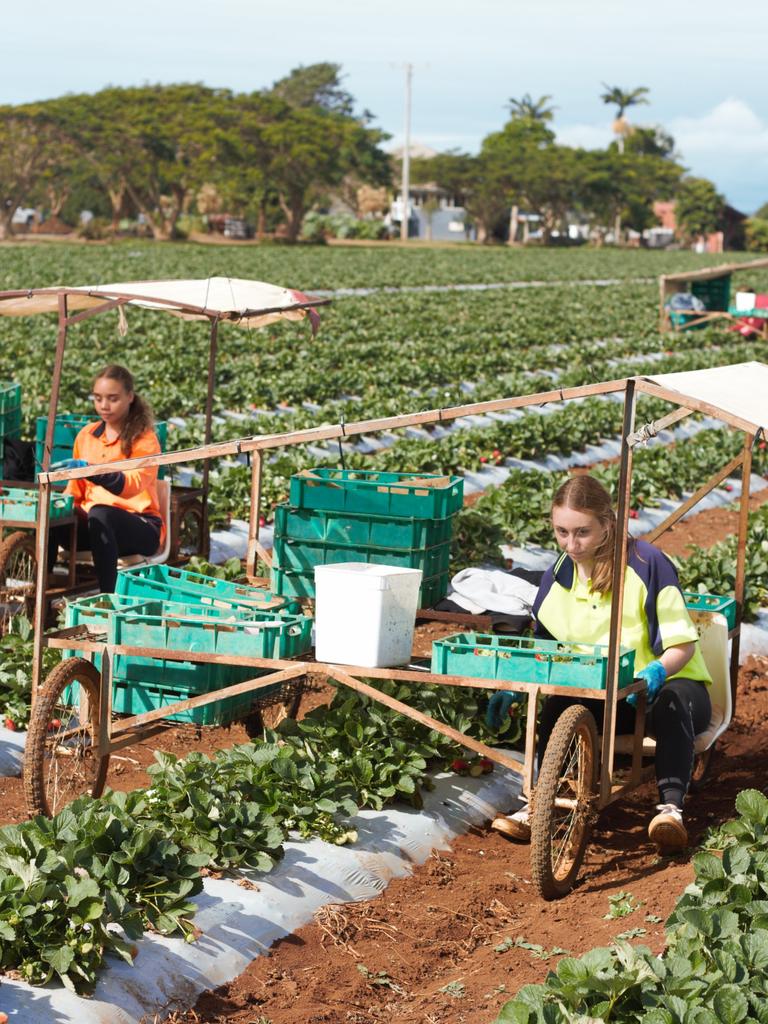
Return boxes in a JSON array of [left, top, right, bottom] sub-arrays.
[[494, 788, 768, 1024], [0, 679, 513, 994], [0, 275, 757, 434], [0, 243, 758, 295]]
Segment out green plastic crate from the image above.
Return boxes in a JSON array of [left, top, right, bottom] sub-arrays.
[[273, 503, 456, 549], [692, 275, 730, 311], [0, 405, 21, 438], [270, 564, 449, 608], [431, 633, 636, 689], [0, 487, 73, 523], [683, 591, 737, 630], [0, 381, 21, 416], [272, 535, 451, 579], [109, 605, 312, 661], [111, 677, 254, 725], [115, 563, 300, 615], [35, 415, 168, 478], [289, 469, 464, 519]]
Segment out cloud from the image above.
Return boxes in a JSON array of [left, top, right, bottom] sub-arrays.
[[670, 98, 768, 157]]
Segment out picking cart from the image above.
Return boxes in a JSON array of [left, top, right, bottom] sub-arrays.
[[659, 256, 768, 335], [11, 276, 765, 898]]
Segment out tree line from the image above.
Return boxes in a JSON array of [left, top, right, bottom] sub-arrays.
[[0, 66, 748, 246]]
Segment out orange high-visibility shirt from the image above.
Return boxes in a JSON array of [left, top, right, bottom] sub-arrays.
[[66, 421, 165, 544]]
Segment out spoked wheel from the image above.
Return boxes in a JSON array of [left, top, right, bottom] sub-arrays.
[[24, 658, 110, 817], [530, 704, 598, 900], [0, 530, 37, 623], [177, 504, 206, 559], [689, 744, 714, 793], [243, 680, 304, 737]]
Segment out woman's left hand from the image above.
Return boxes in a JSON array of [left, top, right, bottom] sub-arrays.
[[627, 660, 667, 708]]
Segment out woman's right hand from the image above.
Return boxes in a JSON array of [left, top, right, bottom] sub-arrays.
[[486, 690, 524, 730]]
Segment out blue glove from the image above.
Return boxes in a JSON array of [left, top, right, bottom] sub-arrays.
[[52, 458, 89, 470], [627, 660, 667, 708], [486, 690, 524, 730]]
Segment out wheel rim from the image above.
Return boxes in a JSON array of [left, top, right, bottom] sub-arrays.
[[42, 695, 100, 816], [549, 724, 593, 883], [0, 539, 36, 615]]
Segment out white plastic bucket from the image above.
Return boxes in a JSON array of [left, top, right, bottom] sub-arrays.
[[314, 562, 423, 667]]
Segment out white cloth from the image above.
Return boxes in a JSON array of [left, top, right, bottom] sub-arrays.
[[447, 567, 538, 616]]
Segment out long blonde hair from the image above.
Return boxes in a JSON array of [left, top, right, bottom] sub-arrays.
[[93, 364, 154, 458], [552, 475, 617, 595]]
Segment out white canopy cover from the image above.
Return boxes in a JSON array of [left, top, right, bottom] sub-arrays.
[[643, 361, 768, 434], [0, 277, 322, 331]]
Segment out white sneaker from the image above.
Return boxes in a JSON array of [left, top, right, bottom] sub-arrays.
[[491, 803, 531, 841], [648, 802, 688, 850]]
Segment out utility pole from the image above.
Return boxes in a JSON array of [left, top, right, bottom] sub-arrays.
[[400, 62, 413, 243]]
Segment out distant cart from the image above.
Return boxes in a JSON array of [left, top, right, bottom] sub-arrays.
[[23, 357, 767, 899], [659, 256, 768, 335]]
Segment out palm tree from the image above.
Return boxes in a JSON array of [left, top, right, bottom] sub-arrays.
[[507, 93, 556, 123], [600, 84, 650, 153]]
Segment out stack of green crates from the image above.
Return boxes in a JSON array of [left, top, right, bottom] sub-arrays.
[[115, 562, 301, 615], [271, 468, 464, 607], [35, 414, 168, 478], [0, 382, 22, 463], [63, 590, 312, 726]]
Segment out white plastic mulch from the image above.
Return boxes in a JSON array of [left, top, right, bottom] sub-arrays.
[[0, 761, 522, 1023]]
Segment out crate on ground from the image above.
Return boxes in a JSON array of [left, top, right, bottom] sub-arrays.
[[273, 502, 456, 549], [289, 468, 464, 519], [271, 564, 449, 608], [0, 487, 73, 523], [272, 535, 451, 579], [692, 275, 730, 311], [115, 562, 300, 615], [431, 633, 636, 689], [35, 415, 169, 477], [683, 591, 737, 630], [111, 676, 254, 726]]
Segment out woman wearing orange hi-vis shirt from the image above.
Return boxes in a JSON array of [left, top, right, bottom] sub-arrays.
[[47, 364, 165, 593]]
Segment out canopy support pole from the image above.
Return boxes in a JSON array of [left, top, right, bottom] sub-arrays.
[[31, 294, 68, 706], [246, 450, 271, 577], [731, 432, 753, 714], [200, 317, 219, 560], [600, 379, 636, 805]]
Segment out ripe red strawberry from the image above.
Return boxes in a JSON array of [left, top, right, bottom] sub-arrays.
[[451, 758, 470, 773], [258, 516, 266, 527], [629, 509, 640, 519], [4, 718, 16, 731], [479, 757, 494, 774], [479, 456, 488, 464]]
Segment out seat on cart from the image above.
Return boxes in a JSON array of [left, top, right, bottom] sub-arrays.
[[613, 608, 731, 757], [73, 478, 172, 570]]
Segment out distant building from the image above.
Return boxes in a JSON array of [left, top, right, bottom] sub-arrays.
[[650, 200, 746, 252], [388, 141, 476, 242]]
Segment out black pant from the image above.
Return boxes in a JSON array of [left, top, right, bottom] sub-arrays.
[[537, 677, 712, 808], [48, 505, 161, 593]]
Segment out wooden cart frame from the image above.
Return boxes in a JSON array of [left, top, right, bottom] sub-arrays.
[[24, 362, 759, 896]]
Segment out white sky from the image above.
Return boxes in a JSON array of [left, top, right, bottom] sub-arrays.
[[5, 0, 768, 211]]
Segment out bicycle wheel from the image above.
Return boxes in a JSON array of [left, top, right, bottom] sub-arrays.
[[530, 704, 598, 900], [0, 530, 37, 622], [24, 658, 110, 817]]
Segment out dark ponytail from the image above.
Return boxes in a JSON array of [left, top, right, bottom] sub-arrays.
[[92, 364, 154, 457]]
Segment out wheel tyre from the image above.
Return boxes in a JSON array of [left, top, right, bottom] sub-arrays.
[[23, 658, 110, 818], [530, 704, 598, 900], [243, 684, 303, 738], [689, 745, 713, 793], [0, 530, 37, 621]]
